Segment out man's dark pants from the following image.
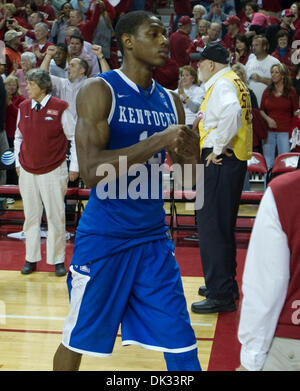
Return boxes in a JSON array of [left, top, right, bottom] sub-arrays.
[[196, 148, 247, 300]]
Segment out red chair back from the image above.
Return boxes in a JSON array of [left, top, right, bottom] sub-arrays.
[[247, 152, 268, 174], [271, 153, 300, 174]]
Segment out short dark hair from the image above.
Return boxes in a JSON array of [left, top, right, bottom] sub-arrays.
[[234, 33, 250, 51], [56, 42, 68, 54], [245, 1, 258, 13], [115, 10, 155, 54], [60, 1, 73, 10], [276, 29, 289, 41], [70, 34, 84, 45], [24, 1, 37, 12]]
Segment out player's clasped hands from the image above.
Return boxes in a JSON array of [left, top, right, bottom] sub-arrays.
[[163, 124, 200, 158]]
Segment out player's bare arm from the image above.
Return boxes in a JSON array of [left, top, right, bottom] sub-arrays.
[[75, 78, 195, 188]]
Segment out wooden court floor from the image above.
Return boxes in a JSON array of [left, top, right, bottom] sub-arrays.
[[0, 271, 216, 371]]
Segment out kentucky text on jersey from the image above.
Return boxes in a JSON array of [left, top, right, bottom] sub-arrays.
[[118, 106, 177, 126]]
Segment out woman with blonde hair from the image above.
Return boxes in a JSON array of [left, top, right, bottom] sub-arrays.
[[232, 62, 258, 109], [4, 75, 25, 148], [4, 75, 25, 184], [260, 63, 298, 177], [175, 65, 205, 126]]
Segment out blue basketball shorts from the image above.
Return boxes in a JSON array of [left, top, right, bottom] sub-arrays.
[[61, 238, 197, 357]]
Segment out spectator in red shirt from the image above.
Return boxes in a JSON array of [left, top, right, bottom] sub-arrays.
[[0, 3, 23, 41], [68, 2, 101, 43], [4, 74, 25, 184], [266, 9, 295, 54], [86, 0, 116, 24], [260, 63, 298, 173], [16, 1, 37, 30], [272, 30, 293, 74], [169, 15, 192, 68], [232, 34, 250, 65], [222, 15, 242, 54], [4, 74, 25, 148], [186, 19, 211, 69], [152, 57, 179, 91], [291, 2, 300, 30], [33, 0, 56, 21], [28, 22, 54, 66], [237, 1, 257, 34]]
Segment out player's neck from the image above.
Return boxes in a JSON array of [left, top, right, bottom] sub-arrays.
[[120, 61, 153, 89]]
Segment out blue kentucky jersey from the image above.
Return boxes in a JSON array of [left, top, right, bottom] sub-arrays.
[[74, 69, 178, 263]]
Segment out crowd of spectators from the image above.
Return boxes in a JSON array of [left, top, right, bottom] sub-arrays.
[[169, 0, 300, 172], [1, 0, 300, 188]]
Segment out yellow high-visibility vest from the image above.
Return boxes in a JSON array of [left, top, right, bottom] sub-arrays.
[[198, 70, 252, 161]]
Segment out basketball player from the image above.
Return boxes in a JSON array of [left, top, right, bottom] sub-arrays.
[[53, 11, 201, 371]]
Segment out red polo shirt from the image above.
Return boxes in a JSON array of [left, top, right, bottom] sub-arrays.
[[169, 30, 192, 68]]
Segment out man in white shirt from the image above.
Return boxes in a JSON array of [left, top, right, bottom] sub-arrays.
[[41, 46, 88, 128], [41, 44, 110, 123], [65, 26, 100, 72], [190, 42, 252, 314], [237, 171, 300, 371], [245, 35, 280, 106]]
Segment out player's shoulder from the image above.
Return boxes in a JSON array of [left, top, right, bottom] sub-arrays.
[[77, 76, 112, 100]]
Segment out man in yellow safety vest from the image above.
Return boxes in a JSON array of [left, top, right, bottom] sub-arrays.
[[191, 42, 253, 314]]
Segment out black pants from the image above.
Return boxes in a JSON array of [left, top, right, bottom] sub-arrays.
[[196, 148, 247, 300]]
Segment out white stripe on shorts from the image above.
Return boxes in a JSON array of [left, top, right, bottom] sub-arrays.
[[62, 265, 90, 348], [61, 341, 112, 358], [122, 340, 198, 353]]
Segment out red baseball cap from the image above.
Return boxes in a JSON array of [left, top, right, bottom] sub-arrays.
[[281, 9, 295, 17], [178, 15, 192, 26], [223, 15, 240, 26]]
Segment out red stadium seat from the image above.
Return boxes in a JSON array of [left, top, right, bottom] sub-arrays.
[[240, 152, 267, 205], [247, 152, 268, 174], [271, 152, 300, 174], [267, 152, 300, 185]]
